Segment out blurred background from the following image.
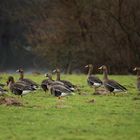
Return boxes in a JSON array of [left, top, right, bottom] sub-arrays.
[[0, 0, 140, 73]]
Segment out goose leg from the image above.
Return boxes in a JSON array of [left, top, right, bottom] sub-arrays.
[[93, 86, 97, 95], [94, 87, 97, 94], [56, 96, 64, 108]]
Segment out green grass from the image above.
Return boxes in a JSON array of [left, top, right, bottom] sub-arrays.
[[0, 74, 140, 140]]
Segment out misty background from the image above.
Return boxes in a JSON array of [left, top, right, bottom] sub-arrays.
[[0, 0, 140, 74]]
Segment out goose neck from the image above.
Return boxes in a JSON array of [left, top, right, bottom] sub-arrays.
[[103, 68, 108, 80], [48, 75, 53, 80], [19, 72, 24, 80], [8, 80, 14, 89], [88, 67, 93, 77], [56, 71, 61, 81]]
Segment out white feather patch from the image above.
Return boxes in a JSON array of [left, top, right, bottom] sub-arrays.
[[22, 90, 31, 95], [61, 92, 75, 97], [70, 87, 75, 91], [113, 89, 122, 92], [94, 83, 101, 86], [61, 92, 68, 97]]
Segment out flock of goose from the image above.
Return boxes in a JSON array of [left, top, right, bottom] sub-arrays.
[[0, 65, 140, 99]]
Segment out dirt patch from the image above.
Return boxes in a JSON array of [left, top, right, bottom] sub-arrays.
[[87, 99, 95, 104], [78, 92, 89, 96], [0, 97, 23, 106], [94, 89, 108, 95]]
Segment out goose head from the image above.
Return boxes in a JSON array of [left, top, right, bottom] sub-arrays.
[[133, 67, 140, 71], [6, 76, 15, 86], [44, 73, 52, 79], [16, 68, 24, 73], [98, 65, 107, 71], [85, 64, 93, 69], [52, 68, 60, 74]]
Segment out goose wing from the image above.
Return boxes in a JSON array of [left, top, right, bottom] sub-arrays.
[[105, 79, 127, 91], [19, 78, 38, 87], [88, 75, 102, 86], [60, 80, 75, 91], [51, 85, 72, 97], [61, 80, 74, 87], [13, 82, 34, 91]]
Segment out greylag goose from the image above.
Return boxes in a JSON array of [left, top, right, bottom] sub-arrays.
[[41, 73, 55, 92], [16, 68, 38, 89], [7, 76, 35, 97], [133, 67, 140, 91], [50, 84, 75, 99], [85, 64, 102, 93], [99, 65, 127, 94], [41, 73, 64, 92], [53, 68, 75, 91]]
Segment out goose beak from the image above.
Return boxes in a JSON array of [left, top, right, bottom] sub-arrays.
[[52, 69, 56, 73], [133, 68, 137, 71], [16, 69, 19, 73], [98, 66, 103, 70], [85, 65, 88, 68]]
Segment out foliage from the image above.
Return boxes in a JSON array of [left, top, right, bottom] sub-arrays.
[[0, 0, 140, 73]]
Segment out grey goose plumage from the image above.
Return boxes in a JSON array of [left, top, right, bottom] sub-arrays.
[[41, 73, 55, 92], [50, 84, 75, 98], [41, 73, 65, 92], [16, 68, 38, 89], [133, 67, 140, 91], [7, 76, 36, 97], [53, 68, 76, 91], [85, 64, 102, 93], [99, 65, 127, 94]]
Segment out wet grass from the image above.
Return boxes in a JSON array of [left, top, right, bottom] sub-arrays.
[[0, 73, 140, 140]]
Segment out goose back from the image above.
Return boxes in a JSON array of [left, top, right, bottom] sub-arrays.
[[86, 64, 102, 88], [53, 68, 75, 91], [16, 68, 38, 89], [87, 75, 102, 87], [99, 65, 127, 93], [50, 85, 74, 97], [7, 76, 35, 96], [104, 79, 127, 92]]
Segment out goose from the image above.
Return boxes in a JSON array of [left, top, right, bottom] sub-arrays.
[[16, 68, 38, 89], [53, 68, 75, 91], [85, 64, 102, 93], [133, 67, 140, 91], [41, 73, 65, 92], [98, 65, 127, 94], [7, 76, 36, 97], [50, 84, 75, 99], [41, 73, 55, 92]]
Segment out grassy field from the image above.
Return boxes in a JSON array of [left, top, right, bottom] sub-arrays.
[[0, 73, 140, 140]]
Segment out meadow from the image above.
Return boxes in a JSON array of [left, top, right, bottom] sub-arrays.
[[0, 73, 140, 140]]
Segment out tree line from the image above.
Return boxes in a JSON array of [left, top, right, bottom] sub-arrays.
[[0, 0, 140, 73]]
